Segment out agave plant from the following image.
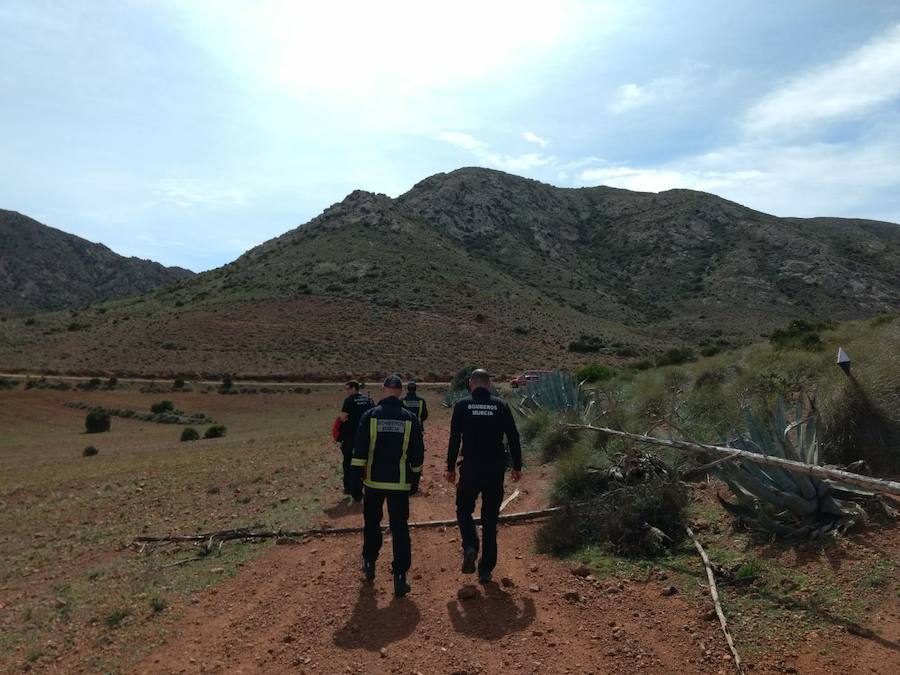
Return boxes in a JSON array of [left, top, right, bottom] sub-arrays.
[[516, 370, 593, 418], [715, 396, 873, 539]]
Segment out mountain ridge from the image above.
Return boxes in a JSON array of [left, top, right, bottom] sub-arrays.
[[1, 167, 898, 378], [0, 209, 194, 317]]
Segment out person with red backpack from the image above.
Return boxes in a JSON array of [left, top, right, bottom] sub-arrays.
[[336, 380, 374, 500]]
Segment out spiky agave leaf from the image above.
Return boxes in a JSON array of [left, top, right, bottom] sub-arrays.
[[517, 370, 592, 417], [715, 396, 873, 538]]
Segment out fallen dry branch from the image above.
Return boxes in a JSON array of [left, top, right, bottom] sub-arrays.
[[686, 526, 744, 675], [499, 488, 521, 513], [132, 505, 561, 548], [566, 424, 900, 497]]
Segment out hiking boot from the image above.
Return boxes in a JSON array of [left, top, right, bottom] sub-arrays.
[[361, 559, 375, 582], [461, 547, 477, 574], [393, 573, 411, 597]]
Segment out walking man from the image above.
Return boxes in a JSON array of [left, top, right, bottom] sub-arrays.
[[350, 374, 425, 597], [446, 368, 522, 584], [402, 380, 429, 430], [338, 381, 374, 500]]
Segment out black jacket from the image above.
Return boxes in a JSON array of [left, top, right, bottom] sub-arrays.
[[402, 392, 429, 423], [340, 392, 375, 443], [447, 387, 522, 472], [352, 396, 425, 492]]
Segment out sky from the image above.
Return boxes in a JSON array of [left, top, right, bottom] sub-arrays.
[[2, 1, 900, 271]]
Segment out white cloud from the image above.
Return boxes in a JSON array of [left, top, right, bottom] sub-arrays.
[[154, 179, 247, 209], [437, 131, 487, 153], [578, 165, 765, 193], [438, 130, 555, 172], [576, 129, 900, 222], [170, 0, 584, 98], [523, 131, 550, 147], [744, 23, 900, 136], [607, 70, 696, 113]]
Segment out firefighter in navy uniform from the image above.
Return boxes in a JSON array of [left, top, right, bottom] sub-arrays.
[[446, 368, 522, 584], [402, 381, 429, 431], [338, 381, 375, 500], [350, 374, 425, 597]]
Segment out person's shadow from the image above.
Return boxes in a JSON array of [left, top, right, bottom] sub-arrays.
[[333, 584, 421, 651], [446, 583, 536, 639]]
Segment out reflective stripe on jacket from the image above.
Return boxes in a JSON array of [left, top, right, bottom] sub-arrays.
[[351, 396, 425, 491]]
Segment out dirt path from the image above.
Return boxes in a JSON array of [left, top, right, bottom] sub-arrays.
[[136, 424, 734, 675]]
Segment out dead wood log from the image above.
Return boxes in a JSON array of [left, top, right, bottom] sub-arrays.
[[686, 526, 744, 674], [132, 506, 561, 548], [566, 424, 900, 497]]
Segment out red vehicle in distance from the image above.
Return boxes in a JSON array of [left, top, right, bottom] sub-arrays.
[[510, 369, 553, 388]]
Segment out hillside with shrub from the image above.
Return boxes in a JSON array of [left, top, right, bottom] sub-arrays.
[[1, 168, 899, 378], [0, 209, 194, 317]]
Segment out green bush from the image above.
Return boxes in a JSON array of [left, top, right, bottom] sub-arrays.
[[451, 365, 477, 391], [520, 409, 552, 444], [568, 335, 603, 353], [204, 425, 227, 439], [82, 446, 99, 457], [654, 348, 695, 367], [536, 476, 688, 556], [181, 427, 200, 442], [576, 364, 614, 383], [535, 416, 581, 463], [85, 410, 111, 433], [150, 400, 175, 414], [769, 319, 835, 351]]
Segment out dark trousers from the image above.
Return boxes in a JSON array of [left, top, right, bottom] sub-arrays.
[[340, 441, 354, 492], [362, 488, 411, 574], [456, 462, 505, 574]]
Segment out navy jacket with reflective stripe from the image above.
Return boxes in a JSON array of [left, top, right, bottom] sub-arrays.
[[402, 392, 429, 422], [351, 397, 425, 491]]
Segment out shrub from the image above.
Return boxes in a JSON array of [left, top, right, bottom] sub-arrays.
[[204, 425, 227, 439], [150, 400, 175, 414], [451, 365, 477, 391], [82, 446, 99, 457], [568, 335, 603, 353], [537, 475, 688, 556], [106, 377, 118, 389], [85, 410, 111, 433], [520, 409, 552, 444], [535, 417, 581, 463], [576, 364, 614, 383], [150, 598, 167, 614], [769, 319, 835, 351], [104, 609, 128, 628], [181, 427, 200, 442], [173, 378, 185, 389], [0, 377, 19, 390], [654, 348, 695, 367], [221, 374, 234, 391]]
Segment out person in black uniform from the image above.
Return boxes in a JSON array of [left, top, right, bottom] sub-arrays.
[[446, 368, 522, 584], [350, 374, 425, 597], [339, 381, 374, 500], [402, 380, 429, 431]]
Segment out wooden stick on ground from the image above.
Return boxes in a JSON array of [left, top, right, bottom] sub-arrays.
[[133, 505, 561, 547], [499, 488, 521, 513], [686, 526, 744, 675], [566, 423, 900, 497]]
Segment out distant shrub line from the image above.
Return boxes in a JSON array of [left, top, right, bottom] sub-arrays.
[[65, 402, 213, 425]]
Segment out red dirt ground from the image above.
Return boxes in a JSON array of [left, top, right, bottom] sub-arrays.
[[133, 422, 900, 675]]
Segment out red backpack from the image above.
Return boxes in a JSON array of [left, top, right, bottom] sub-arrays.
[[331, 417, 343, 442]]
